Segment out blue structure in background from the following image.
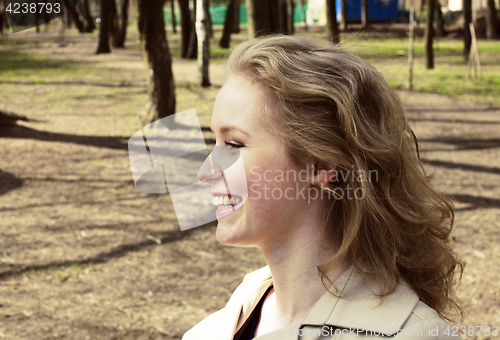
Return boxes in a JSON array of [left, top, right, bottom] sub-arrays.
[[336, 0, 399, 22]]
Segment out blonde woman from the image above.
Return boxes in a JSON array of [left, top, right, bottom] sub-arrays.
[[187, 36, 462, 340]]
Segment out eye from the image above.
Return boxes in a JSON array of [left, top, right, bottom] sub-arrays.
[[225, 141, 244, 149]]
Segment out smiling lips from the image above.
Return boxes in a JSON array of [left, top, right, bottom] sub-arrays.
[[212, 194, 242, 210]]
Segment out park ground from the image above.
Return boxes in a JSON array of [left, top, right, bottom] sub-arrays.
[[0, 23, 499, 339]]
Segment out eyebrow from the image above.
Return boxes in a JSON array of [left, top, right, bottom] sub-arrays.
[[210, 125, 250, 137]]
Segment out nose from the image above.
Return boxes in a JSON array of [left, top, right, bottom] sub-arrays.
[[197, 145, 241, 183], [197, 153, 222, 183]]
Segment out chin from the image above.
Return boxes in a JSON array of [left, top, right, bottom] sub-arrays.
[[215, 221, 254, 248], [215, 224, 239, 246]]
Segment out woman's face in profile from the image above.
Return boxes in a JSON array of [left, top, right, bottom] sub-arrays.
[[201, 75, 315, 250]]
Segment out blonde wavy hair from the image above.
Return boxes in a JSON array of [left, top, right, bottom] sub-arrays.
[[225, 35, 463, 321]]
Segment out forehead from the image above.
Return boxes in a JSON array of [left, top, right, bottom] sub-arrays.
[[211, 75, 271, 131]]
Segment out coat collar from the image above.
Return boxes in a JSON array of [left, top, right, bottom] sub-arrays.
[[301, 266, 420, 336], [254, 265, 419, 338]]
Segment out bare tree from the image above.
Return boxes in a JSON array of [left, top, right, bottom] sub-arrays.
[[67, 4, 86, 33], [170, 0, 177, 33], [197, 0, 210, 87], [114, 0, 129, 47], [220, 0, 236, 48], [110, 0, 120, 47], [361, 0, 369, 28], [435, 1, 444, 37], [486, 0, 498, 39], [232, 0, 241, 33], [247, 0, 273, 37], [178, 0, 192, 58], [326, 0, 340, 43], [82, 0, 96, 32], [136, 0, 176, 124], [269, 0, 279, 31], [279, 0, 288, 32], [340, 0, 347, 30], [65, 5, 72, 28], [463, 0, 472, 60], [424, 0, 435, 69], [287, 0, 294, 33], [186, 0, 198, 58], [207, 4, 213, 38], [96, 0, 112, 54], [35, 4, 41, 32]]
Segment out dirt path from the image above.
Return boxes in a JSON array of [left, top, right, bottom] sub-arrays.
[[0, 30, 499, 340]]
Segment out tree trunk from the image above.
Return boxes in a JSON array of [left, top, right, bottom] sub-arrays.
[[463, 0, 472, 60], [220, 0, 236, 48], [65, 8, 72, 28], [170, 0, 177, 33], [68, 5, 86, 33], [246, 0, 255, 37], [0, 4, 5, 35], [340, 0, 347, 30], [35, 10, 40, 32], [178, 0, 191, 58], [136, 0, 176, 124], [361, 0, 369, 28], [435, 1, 444, 37], [232, 0, 241, 33], [110, 0, 120, 47], [96, 0, 112, 54], [197, 0, 210, 87], [115, 0, 129, 47], [207, 5, 213, 38], [425, 0, 435, 69], [279, 0, 288, 33], [326, 0, 340, 43], [57, 15, 65, 42], [486, 0, 498, 39], [186, 0, 198, 59], [287, 0, 294, 34], [247, 0, 272, 38], [269, 0, 280, 31], [82, 0, 96, 32]]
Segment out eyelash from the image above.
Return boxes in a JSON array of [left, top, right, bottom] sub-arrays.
[[225, 141, 244, 149]]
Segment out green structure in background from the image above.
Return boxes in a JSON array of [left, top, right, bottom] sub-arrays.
[[163, 5, 307, 28]]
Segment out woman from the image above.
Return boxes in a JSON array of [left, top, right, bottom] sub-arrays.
[[187, 35, 462, 339]]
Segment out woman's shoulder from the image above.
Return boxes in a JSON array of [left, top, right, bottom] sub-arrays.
[[287, 268, 459, 340], [398, 300, 459, 339], [182, 266, 271, 340]]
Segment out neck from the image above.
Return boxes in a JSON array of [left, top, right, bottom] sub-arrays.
[[258, 220, 350, 327]]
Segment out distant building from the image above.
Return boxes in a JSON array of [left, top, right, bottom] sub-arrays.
[[306, 0, 400, 25]]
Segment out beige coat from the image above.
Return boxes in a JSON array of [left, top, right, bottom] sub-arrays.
[[183, 266, 459, 339]]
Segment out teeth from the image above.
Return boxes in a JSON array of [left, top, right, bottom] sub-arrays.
[[212, 195, 243, 207]]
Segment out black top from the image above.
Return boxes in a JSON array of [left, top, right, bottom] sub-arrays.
[[233, 285, 274, 340]]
